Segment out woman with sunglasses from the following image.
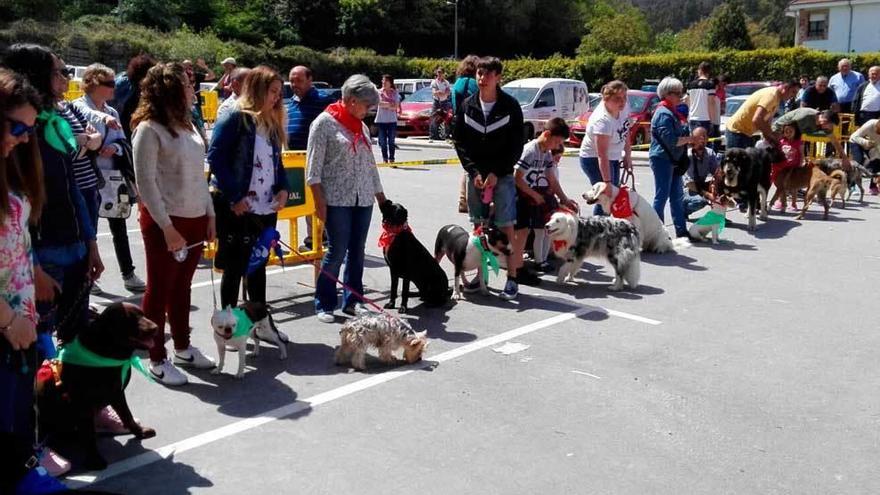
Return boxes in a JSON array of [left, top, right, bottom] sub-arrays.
[[131, 63, 216, 386], [2, 44, 102, 345], [649, 76, 694, 239], [578, 80, 633, 215], [72, 63, 147, 294]]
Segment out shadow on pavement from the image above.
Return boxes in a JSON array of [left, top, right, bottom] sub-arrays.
[[641, 252, 707, 271], [89, 453, 212, 494]]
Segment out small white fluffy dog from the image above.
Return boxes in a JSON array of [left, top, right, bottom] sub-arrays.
[[545, 210, 641, 291], [211, 302, 288, 378], [583, 182, 690, 253]]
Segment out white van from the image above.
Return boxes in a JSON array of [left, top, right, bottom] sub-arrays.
[[502, 78, 589, 140], [394, 79, 433, 100]]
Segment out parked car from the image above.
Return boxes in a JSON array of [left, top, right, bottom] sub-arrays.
[[719, 94, 785, 134], [502, 78, 589, 142], [567, 90, 660, 148], [725, 81, 780, 98], [395, 86, 452, 138], [587, 92, 602, 111], [395, 79, 432, 100]]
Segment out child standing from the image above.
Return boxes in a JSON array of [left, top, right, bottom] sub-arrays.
[[511, 118, 579, 288], [771, 122, 803, 211]]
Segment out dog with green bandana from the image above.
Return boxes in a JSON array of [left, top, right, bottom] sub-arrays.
[[211, 302, 288, 378]]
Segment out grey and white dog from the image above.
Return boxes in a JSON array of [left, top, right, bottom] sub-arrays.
[[545, 211, 641, 290], [334, 313, 428, 371]]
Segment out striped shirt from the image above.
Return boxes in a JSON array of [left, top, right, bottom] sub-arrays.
[[59, 103, 100, 190], [286, 87, 334, 150]]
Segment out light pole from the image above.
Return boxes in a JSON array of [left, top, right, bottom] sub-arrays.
[[446, 0, 459, 59]]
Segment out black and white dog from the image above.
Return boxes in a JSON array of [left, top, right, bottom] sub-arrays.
[[718, 146, 781, 232], [434, 224, 511, 299], [378, 200, 451, 313], [545, 211, 641, 291]]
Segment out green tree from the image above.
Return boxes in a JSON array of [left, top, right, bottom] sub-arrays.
[[117, 0, 177, 30], [577, 0, 651, 56], [706, 0, 754, 51]]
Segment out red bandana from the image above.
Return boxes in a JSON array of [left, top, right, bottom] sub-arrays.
[[552, 239, 569, 252], [378, 222, 412, 250], [610, 186, 633, 219], [325, 101, 371, 153], [658, 99, 687, 123]]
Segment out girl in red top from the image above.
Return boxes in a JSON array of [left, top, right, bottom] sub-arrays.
[[771, 122, 803, 210]]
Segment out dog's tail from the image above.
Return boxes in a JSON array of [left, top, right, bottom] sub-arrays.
[[830, 169, 847, 183]]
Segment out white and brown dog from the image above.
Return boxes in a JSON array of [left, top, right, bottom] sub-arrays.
[[211, 302, 289, 378], [688, 195, 736, 244], [582, 182, 690, 253], [545, 210, 641, 291]]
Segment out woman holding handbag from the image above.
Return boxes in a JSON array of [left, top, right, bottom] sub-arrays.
[[208, 65, 289, 310], [73, 63, 147, 293], [649, 76, 694, 239]]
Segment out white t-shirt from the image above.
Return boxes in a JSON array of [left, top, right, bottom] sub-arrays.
[[515, 139, 555, 189], [861, 82, 880, 112], [431, 79, 451, 101], [247, 131, 277, 215], [579, 101, 632, 159], [686, 78, 716, 122], [480, 98, 496, 120]]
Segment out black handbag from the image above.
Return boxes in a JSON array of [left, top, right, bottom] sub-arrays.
[[652, 127, 690, 177]]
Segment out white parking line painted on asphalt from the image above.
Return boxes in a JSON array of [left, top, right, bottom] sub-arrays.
[[571, 370, 602, 379], [65, 303, 660, 488]]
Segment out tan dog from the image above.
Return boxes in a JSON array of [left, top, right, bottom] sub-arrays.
[[771, 163, 845, 220], [334, 314, 428, 371]]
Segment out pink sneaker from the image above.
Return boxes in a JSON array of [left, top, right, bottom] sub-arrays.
[[773, 200, 784, 210], [95, 405, 133, 435], [39, 447, 71, 477]]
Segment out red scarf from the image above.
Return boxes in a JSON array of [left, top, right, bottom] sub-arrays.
[[658, 99, 687, 124], [549, 208, 577, 253], [610, 186, 633, 219], [378, 222, 412, 250], [325, 101, 371, 153]]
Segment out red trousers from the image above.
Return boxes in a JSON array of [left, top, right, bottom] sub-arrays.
[[139, 207, 208, 362]]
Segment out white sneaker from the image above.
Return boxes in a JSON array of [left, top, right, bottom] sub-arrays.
[[123, 273, 147, 292], [173, 346, 216, 369], [149, 359, 188, 386], [316, 311, 335, 323]]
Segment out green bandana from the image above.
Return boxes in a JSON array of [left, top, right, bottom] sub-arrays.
[[231, 308, 254, 338], [695, 210, 726, 233], [471, 235, 500, 283], [57, 338, 152, 384], [37, 109, 77, 155]]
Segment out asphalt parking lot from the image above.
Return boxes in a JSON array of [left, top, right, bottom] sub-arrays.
[[63, 140, 880, 494]]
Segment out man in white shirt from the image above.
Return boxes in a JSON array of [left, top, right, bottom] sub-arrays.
[[430, 67, 451, 140], [684, 61, 717, 134], [853, 66, 880, 126], [216, 67, 250, 121]]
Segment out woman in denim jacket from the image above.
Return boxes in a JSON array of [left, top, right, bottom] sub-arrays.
[[649, 76, 695, 239], [208, 66, 290, 309]]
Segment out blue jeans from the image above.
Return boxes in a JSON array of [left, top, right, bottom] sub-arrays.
[[377, 123, 397, 162], [725, 130, 756, 150], [466, 174, 516, 227], [579, 156, 620, 215], [650, 155, 686, 236], [315, 205, 373, 313], [683, 192, 709, 217]]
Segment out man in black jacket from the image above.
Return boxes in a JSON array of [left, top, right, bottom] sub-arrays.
[[453, 56, 527, 300]]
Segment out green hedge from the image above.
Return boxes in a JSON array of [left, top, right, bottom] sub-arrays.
[[3, 19, 879, 90]]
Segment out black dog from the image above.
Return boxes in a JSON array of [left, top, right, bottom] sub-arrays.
[[718, 146, 781, 232], [36, 302, 158, 470], [379, 200, 451, 313]]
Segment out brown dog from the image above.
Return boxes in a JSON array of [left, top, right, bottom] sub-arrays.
[[770, 163, 845, 220]]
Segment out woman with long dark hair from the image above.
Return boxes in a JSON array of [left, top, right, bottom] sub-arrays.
[[208, 65, 290, 309], [132, 63, 216, 386]]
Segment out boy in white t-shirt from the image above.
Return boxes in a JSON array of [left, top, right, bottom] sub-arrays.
[[509, 118, 579, 294]]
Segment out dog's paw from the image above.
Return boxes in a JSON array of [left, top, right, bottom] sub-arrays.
[[398, 306, 408, 314], [383, 301, 396, 309]]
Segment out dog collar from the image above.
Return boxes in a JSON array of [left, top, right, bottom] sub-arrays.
[[57, 338, 152, 383], [695, 210, 726, 232], [471, 235, 499, 283], [216, 308, 254, 340], [378, 222, 412, 250], [610, 186, 635, 219]]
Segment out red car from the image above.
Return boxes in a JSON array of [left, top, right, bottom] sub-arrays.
[[396, 86, 453, 138], [567, 90, 660, 148]]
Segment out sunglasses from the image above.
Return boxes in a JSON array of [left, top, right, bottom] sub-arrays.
[[7, 118, 35, 138], [53, 67, 75, 78]]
